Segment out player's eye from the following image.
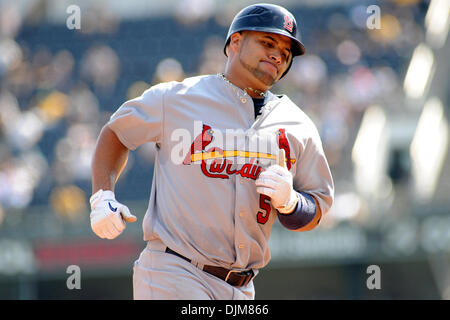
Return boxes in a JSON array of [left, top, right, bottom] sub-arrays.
[[261, 40, 274, 48]]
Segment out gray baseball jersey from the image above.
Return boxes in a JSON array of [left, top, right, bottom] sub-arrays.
[[108, 74, 334, 271]]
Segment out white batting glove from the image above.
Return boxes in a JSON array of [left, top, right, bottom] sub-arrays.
[[89, 189, 137, 239], [255, 149, 299, 214]]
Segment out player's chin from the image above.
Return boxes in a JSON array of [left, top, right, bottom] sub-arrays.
[[254, 69, 277, 87]]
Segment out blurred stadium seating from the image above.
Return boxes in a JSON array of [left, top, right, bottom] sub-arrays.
[[0, 0, 449, 299]]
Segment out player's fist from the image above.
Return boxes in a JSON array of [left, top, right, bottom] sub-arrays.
[[255, 149, 298, 214], [89, 189, 137, 239]]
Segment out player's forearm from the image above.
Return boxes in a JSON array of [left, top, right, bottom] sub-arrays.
[[277, 191, 320, 231], [91, 125, 129, 193]]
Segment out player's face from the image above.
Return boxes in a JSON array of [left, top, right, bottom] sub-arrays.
[[238, 31, 292, 87]]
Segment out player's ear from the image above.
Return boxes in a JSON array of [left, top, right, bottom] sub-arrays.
[[229, 32, 243, 54]]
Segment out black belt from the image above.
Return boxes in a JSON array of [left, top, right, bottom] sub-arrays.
[[165, 247, 255, 287]]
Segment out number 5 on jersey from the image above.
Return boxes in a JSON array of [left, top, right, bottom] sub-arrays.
[[256, 194, 271, 224], [257, 149, 286, 224]]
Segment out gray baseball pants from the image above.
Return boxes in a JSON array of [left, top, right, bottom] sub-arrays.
[[133, 238, 255, 300]]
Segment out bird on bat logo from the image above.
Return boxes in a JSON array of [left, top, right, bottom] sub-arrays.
[[183, 124, 214, 165], [276, 128, 292, 170]]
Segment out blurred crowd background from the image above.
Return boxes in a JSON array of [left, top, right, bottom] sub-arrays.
[[0, 0, 449, 299]]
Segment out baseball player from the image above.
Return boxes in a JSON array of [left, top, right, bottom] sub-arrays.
[[90, 3, 334, 300]]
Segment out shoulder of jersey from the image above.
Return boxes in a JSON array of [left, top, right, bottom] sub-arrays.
[[150, 74, 217, 94], [276, 95, 317, 128]]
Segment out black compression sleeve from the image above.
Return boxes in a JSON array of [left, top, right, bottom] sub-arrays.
[[277, 191, 317, 230]]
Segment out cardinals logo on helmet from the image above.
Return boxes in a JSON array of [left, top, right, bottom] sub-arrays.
[[284, 15, 294, 33]]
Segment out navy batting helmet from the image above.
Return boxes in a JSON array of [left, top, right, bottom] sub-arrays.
[[223, 3, 306, 78]]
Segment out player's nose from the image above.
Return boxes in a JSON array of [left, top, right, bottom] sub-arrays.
[[269, 54, 281, 65]]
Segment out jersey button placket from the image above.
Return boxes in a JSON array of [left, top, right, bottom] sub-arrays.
[[233, 134, 251, 266]]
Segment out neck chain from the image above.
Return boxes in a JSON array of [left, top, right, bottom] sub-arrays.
[[218, 73, 267, 101]]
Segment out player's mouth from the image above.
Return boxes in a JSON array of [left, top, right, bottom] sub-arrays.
[[260, 60, 278, 76]]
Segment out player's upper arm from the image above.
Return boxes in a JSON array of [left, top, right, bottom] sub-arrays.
[[107, 83, 166, 150], [293, 124, 334, 219]]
